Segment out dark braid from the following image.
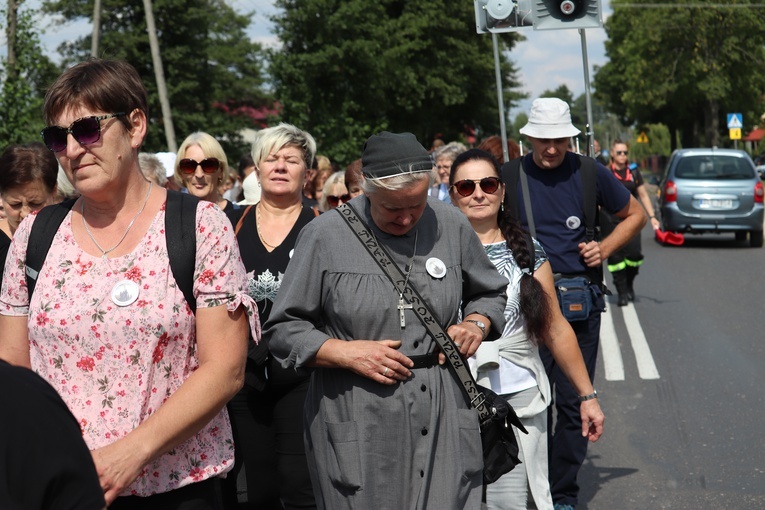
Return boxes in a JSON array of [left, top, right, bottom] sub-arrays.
[[498, 207, 551, 345], [450, 149, 552, 344]]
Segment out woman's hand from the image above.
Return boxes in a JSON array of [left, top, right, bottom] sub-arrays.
[[440, 320, 484, 364], [91, 439, 150, 505], [317, 339, 413, 384], [580, 399, 605, 443]]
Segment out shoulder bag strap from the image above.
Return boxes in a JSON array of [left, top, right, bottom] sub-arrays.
[[26, 198, 77, 301], [518, 160, 537, 239], [235, 205, 255, 235], [334, 203, 493, 422], [165, 190, 199, 314]]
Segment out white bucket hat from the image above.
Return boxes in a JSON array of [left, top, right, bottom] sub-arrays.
[[519, 98, 581, 139]]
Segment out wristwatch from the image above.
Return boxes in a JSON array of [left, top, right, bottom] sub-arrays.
[[464, 319, 486, 339], [579, 390, 598, 402]]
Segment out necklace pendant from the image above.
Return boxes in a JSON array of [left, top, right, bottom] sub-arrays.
[[398, 296, 414, 328], [111, 279, 140, 307], [102, 253, 109, 260]]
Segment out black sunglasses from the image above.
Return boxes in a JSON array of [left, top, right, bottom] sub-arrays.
[[41, 113, 126, 153], [179, 158, 221, 175], [614, 150, 629, 156], [327, 194, 351, 207], [451, 176, 501, 197]]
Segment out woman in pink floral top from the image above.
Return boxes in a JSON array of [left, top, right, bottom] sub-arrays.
[[0, 59, 258, 509]]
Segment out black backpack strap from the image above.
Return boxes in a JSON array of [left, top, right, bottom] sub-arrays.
[[578, 155, 598, 243], [165, 190, 199, 314], [576, 155, 605, 288], [500, 157, 522, 222], [26, 199, 77, 301]]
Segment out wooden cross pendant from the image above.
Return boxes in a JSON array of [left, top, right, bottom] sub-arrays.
[[398, 296, 414, 327]]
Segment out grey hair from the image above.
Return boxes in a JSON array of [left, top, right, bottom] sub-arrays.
[[434, 142, 467, 162], [139, 152, 168, 187], [361, 170, 434, 196], [251, 122, 317, 171]]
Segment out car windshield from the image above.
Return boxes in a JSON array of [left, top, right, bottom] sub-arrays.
[[675, 155, 755, 180]]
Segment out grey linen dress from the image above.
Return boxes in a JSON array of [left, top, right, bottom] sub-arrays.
[[266, 196, 508, 509]]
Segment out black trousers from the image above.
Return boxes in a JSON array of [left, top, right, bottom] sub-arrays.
[[223, 374, 315, 510], [110, 478, 225, 510], [539, 309, 601, 507]]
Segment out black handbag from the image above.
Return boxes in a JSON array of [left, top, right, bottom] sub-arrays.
[[336, 203, 527, 484]]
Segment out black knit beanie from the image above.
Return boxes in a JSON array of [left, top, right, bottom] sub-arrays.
[[361, 132, 433, 179]]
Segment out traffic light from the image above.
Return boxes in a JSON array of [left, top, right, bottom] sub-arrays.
[[474, 0, 534, 34], [531, 0, 602, 30]]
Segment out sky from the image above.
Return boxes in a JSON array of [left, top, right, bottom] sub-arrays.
[[2, 0, 612, 120]]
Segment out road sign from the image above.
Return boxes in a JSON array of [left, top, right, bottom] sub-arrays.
[[730, 128, 742, 140], [636, 132, 649, 143], [727, 113, 743, 129]]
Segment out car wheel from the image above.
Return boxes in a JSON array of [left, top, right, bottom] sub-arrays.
[[735, 231, 748, 242], [750, 230, 763, 248]]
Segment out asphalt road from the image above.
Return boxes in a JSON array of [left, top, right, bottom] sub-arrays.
[[577, 224, 765, 509]]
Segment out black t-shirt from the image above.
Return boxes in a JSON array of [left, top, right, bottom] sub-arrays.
[[0, 360, 106, 510], [227, 205, 317, 387], [608, 164, 644, 199]]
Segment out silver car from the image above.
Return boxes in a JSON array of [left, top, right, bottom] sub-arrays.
[[658, 148, 764, 247]]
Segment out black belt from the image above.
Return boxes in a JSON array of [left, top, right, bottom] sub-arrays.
[[409, 353, 438, 369]]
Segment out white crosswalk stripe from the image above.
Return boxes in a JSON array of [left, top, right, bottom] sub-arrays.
[[600, 304, 625, 381], [600, 298, 660, 381]]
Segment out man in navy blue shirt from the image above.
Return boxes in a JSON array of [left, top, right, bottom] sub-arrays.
[[503, 98, 646, 510]]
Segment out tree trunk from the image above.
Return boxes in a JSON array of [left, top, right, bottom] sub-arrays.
[[6, 0, 18, 81], [705, 99, 719, 148]]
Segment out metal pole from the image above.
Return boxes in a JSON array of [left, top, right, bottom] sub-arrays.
[[91, 0, 101, 57], [580, 28, 595, 158], [143, 0, 177, 152], [492, 33, 510, 163]]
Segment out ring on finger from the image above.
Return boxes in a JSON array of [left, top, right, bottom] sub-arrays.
[[383, 367, 389, 376]]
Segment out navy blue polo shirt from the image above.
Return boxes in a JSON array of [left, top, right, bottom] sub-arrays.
[[515, 152, 631, 275]]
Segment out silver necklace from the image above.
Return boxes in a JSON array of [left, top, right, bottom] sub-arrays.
[[82, 182, 153, 259], [396, 230, 418, 328]]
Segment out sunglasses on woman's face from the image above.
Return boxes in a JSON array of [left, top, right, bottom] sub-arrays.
[[41, 113, 126, 153], [614, 150, 628, 156], [178, 158, 221, 175], [327, 194, 351, 207], [451, 176, 501, 197]]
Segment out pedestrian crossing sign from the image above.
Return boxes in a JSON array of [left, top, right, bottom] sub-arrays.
[[727, 113, 743, 129]]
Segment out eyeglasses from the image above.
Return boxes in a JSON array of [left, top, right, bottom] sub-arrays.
[[615, 150, 629, 156], [327, 194, 351, 207], [41, 113, 126, 152], [451, 176, 501, 197], [178, 158, 221, 175]]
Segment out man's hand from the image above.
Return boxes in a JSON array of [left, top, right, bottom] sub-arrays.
[[578, 240, 603, 268]]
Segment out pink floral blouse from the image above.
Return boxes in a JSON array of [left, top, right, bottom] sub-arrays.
[[0, 200, 260, 497]]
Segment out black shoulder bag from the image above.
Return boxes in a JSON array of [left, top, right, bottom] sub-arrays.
[[335, 203, 527, 484]]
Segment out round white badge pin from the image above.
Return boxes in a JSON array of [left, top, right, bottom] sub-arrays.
[[425, 257, 447, 279], [111, 280, 140, 307], [566, 216, 581, 230]]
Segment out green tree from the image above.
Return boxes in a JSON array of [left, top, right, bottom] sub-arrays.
[[267, 0, 526, 165], [594, 0, 765, 149], [42, 0, 271, 156], [1, 3, 59, 146]]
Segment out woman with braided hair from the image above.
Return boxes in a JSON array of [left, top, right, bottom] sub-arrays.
[[450, 149, 604, 510]]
